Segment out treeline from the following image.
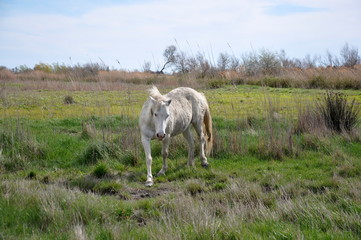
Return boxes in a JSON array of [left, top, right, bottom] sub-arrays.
[[10, 62, 109, 76], [3, 42, 359, 76], [148, 42, 360, 76], [1, 42, 360, 90]]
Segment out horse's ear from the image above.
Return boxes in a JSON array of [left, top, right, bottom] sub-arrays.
[[164, 99, 171, 106], [149, 96, 156, 103]]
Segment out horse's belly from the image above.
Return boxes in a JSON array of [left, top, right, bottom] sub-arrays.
[[170, 114, 192, 137]]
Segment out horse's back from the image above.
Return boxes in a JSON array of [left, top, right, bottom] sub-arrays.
[[166, 87, 207, 107], [166, 87, 209, 124]]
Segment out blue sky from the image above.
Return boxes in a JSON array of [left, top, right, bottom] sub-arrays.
[[0, 0, 360, 70]]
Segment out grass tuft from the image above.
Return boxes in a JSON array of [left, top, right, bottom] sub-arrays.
[[318, 91, 360, 132], [64, 95, 75, 104], [92, 163, 109, 178]]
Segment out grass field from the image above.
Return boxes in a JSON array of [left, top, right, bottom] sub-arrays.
[[1, 83, 361, 239]]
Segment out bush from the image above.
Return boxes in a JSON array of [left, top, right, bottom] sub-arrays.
[[317, 92, 360, 132], [92, 163, 109, 178], [34, 63, 53, 73], [64, 95, 75, 104], [262, 76, 291, 88], [308, 75, 328, 89], [207, 79, 227, 89], [0, 69, 16, 80], [79, 142, 109, 165]]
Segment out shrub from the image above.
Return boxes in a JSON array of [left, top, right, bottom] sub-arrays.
[[34, 63, 53, 73], [262, 76, 291, 88], [308, 75, 328, 89], [207, 79, 227, 89], [79, 142, 109, 165], [64, 95, 75, 104], [0, 69, 16, 80], [92, 163, 109, 178], [317, 92, 360, 132]]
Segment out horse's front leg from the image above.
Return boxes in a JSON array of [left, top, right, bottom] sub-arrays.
[[157, 135, 170, 176], [141, 135, 153, 186]]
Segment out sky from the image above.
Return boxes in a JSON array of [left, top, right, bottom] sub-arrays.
[[0, 0, 360, 71]]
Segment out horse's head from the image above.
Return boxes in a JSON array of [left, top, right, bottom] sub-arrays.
[[149, 96, 172, 140]]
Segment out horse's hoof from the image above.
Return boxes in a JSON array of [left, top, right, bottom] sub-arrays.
[[201, 162, 209, 168], [157, 171, 166, 177], [145, 180, 153, 187]]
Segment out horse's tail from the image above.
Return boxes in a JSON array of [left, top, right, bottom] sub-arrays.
[[203, 105, 213, 156]]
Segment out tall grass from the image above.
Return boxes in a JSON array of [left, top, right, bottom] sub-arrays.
[[318, 92, 360, 132], [2, 64, 361, 91]]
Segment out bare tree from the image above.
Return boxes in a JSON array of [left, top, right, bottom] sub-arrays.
[[157, 45, 177, 74], [279, 49, 297, 68], [340, 43, 360, 67], [229, 56, 240, 71], [217, 52, 231, 71], [321, 50, 339, 67], [242, 52, 260, 76], [258, 49, 282, 75], [197, 53, 214, 78], [302, 54, 320, 68], [174, 51, 189, 74]]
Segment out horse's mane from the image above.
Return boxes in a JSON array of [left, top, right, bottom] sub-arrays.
[[148, 86, 167, 101]]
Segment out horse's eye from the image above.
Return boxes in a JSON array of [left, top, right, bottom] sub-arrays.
[[154, 113, 158, 117]]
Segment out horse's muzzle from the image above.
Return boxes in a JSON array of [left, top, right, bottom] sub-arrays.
[[156, 133, 165, 140]]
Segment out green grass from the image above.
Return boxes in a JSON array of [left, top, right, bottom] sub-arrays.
[[0, 85, 360, 239]]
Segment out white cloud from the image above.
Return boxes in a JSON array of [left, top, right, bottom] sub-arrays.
[[0, 0, 360, 70]]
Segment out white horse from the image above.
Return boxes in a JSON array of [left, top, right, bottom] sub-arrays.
[[139, 86, 213, 186]]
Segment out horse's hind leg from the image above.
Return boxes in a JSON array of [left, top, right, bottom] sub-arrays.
[[157, 135, 170, 176], [183, 126, 195, 166], [193, 121, 209, 168]]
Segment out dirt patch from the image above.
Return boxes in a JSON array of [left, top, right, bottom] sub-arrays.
[[125, 185, 175, 200]]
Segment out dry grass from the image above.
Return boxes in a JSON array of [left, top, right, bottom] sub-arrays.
[[0, 69, 16, 80], [3, 175, 359, 239], [2, 65, 361, 91]]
